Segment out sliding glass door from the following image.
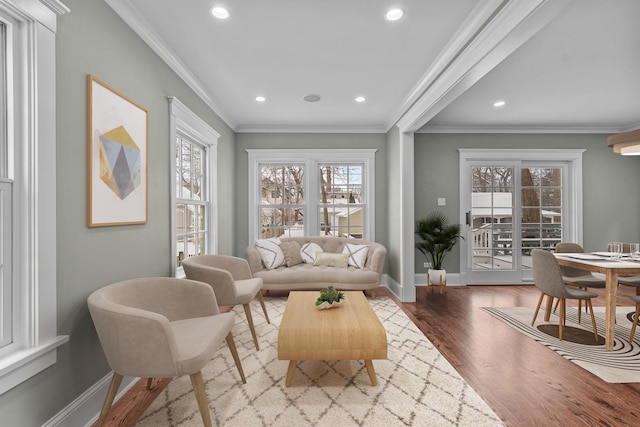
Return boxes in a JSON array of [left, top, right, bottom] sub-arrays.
[[459, 150, 583, 284]]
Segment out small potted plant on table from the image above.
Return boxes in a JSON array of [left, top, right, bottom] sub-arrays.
[[315, 286, 345, 309], [415, 211, 464, 293]]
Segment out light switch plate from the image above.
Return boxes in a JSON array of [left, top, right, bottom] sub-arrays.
[[437, 197, 446, 206]]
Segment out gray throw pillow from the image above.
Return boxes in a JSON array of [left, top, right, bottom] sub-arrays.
[[281, 241, 303, 267]]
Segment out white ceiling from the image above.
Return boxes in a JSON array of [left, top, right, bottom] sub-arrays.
[[106, 0, 640, 134]]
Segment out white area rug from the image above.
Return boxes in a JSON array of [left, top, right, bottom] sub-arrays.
[[135, 296, 503, 426], [483, 305, 640, 383]]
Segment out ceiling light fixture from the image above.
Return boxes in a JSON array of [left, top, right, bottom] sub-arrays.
[[255, 96, 266, 102], [493, 100, 506, 108], [385, 8, 404, 21], [355, 96, 366, 103], [211, 6, 229, 19], [607, 129, 640, 156], [302, 94, 321, 103]]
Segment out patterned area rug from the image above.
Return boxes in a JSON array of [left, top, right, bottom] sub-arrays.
[[483, 305, 640, 383], [135, 296, 503, 426]]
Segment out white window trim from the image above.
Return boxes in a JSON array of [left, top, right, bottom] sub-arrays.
[[0, 0, 70, 395], [168, 97, 219, 278], [247, 149, 377, 244]]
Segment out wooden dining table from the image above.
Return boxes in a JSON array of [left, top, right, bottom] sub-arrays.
[[554, 253, 640, 350]]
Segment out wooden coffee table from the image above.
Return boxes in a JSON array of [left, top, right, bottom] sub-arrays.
[[278, 291, 387, 386]]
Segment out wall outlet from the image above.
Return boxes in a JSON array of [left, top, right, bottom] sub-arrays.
[[423, 262, 432, 268]]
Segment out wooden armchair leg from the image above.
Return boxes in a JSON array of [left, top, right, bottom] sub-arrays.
[[96, 372, 123, 426], [190, 371, 212, 427], [243, 303, 259, 350], [257, 291, 270, 324], [226, 333, 246, 384], [146, 378, 153, 390]]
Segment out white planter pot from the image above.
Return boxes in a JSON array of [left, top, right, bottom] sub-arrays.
[[428, 269, 446, 285]]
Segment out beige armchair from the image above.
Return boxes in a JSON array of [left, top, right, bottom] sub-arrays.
[[87, 277, 245, 427], [182, 254, 270, 350]]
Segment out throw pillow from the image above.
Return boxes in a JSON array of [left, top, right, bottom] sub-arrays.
[[254, 238, 285, 270], [281, 240, 303, 267], [313, 252, 349, 268], [300, 242, 323, 264], [342, 243, 370, 268]]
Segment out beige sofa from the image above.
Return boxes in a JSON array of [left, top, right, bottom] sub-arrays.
[[246, 236, 386, 296]]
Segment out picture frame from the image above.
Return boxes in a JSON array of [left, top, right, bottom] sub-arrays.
[[87, 75, 148, 227]]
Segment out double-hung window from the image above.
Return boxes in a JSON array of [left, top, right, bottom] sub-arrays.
[[248, 149, 376, 243], [169, 97, 219, 276], [0, 0, 69, 394]]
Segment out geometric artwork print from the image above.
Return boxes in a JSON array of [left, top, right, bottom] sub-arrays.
[[99, 125, 141, 200]]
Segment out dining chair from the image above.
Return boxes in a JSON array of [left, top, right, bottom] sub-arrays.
[[531, 249, 599, 343], [629, 295, 640, 344], [554, 242, 605, 322], [182, 254, 270, 350], [88, 277, 246, 427]]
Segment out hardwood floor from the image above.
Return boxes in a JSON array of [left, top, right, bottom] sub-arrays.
[[97, 285, 640, 426]]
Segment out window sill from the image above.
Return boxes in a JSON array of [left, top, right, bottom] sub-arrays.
[[0, 335, 69, 395]]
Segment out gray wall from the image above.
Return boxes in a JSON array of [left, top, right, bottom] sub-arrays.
[[414, 133, 640, 273], [234, 133, 389, 259], [0, 0, 235, 425]]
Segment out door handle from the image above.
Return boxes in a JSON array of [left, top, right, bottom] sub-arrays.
[[465, 211, 470, 226]]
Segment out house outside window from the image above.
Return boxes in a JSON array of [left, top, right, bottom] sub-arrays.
[[169, 97, 219, 277], [248, 149, 376, 243]]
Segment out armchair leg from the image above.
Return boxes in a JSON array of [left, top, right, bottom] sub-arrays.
[[243, 303, 260, 350], [190, 371, 212, 427], [257, 291, 270, 324], [146, 378, 153, 390], [226, 333, 247, 384], [96, 372, 123, 426]]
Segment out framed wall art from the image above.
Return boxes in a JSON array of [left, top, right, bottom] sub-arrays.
[[87, 75, 148, 227]]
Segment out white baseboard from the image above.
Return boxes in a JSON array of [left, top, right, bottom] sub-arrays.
[[43, 372, 138, 427]]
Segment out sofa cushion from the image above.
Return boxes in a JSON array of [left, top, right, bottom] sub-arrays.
[[300, 242, 323, 264], [281, 240, 303, 267], [254, 238, 285, 270], [343, 243, 370, 269], [313, 252, 349, 268]]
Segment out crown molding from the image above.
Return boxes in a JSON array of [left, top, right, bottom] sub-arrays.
[[105, 0, 236, 130], [235, 124, 388, 134], [417, 125, 629, 134]]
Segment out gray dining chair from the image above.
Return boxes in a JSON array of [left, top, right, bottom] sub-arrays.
[[531, 249, 599, 343], [554, 242, 605, 322]]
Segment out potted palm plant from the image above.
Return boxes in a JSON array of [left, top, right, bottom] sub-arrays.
[[415, 212, 464, 286]]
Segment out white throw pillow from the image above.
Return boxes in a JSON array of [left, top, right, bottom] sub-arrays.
[[300, 242, 323, 264], [254, 238, 285, 270], [342, 243, 370, 269]]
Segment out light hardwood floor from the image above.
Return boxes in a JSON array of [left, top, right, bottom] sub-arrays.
[[95, 285, 640, 426]]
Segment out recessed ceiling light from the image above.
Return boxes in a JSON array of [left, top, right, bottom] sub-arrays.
[[355, 96, 366, 103], [385, 8, 404, 21], [211, 6, 229, 19], [255, 96, 266, 102], [493, 100, 506, 108], [303, 94, 322, 103]]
